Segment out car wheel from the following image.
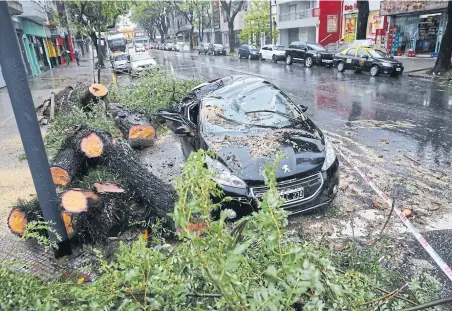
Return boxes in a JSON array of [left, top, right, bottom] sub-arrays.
[[198, 50, 200, 54], [337, 61, 345, 72], [305, 56, 313, 68], [370, 65, 380, 77], [259, 54, 263, 61], [238, 52, 242, 59], [248, 53, 252, 60], [286, 55, 293, 65], [272, 55, 277, 63]]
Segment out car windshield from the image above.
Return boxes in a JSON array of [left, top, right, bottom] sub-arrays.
[[201, 80, 302, 133], [274, 45, 285, 50], [131, 53, 151, 62], [114, 54, 128, 61], [214, 44, 223, 48], [368, 49, 386, 58], [249, 45, 257, 50], [307, 43, 326, 51]]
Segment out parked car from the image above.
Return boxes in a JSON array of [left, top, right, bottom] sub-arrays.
[[285, 41, 334, 67], [238, 44, 259, 60], [111, 53, 131, 73], [259, 44, 286, 63], [167, 43, 176, 51], [333, 46, 404, 77], [158, 75, 339, 217], [130, 52, 157, 76], [208, 43, 227, 56], [175, 42, 185, 52], [198, 42, 209, 54], [135, 43, 146, 53]]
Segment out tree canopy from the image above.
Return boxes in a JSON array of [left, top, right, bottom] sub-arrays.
[[239, 0, 277, 46], [131, 1, 170, 43]]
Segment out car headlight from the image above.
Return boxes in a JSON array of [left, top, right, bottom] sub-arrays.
[[205, 156, 247, 188], [314, 53, 320, 57], [382, 62, 392, 67], [322, 138, 337, 170]]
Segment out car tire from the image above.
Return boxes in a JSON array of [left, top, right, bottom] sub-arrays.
[[286, 55, 293, 65], [198, 50, 200, 54], [272, 55, 277, 63], [259, 54, 263, 61], [305, 56, 313, 68], [238, 52, 242, 59], [370, 65, 380, 77], [337, 61, 345, 72], [248, 53, 252, 60]]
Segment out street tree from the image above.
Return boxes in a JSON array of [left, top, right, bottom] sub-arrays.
[[356, 0, 369, 40], [172, 0, 206, 49], [193, 0, 212, 43], [64, 1, 130, 66], [239, 0, 278, 46], [431, 1, 452, 74], [220, 0, 245, 53], [131, 2, 170, 44]]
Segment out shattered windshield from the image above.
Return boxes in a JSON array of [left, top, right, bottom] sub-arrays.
[[200, 82, 303, 133]]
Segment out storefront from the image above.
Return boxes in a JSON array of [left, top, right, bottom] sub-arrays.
[[380, 0, 449, 56], [21, 19, 51, 75]]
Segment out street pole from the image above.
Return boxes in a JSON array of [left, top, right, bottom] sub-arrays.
[[269, 0, 272, 44], [0, 2, 71, 258], [97, 1, 102, 83]]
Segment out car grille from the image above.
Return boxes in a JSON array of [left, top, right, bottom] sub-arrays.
[[250, 173, 323, 208], [321, 54, 333, 60]]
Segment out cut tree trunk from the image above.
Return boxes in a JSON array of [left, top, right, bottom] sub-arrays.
[[50, 134, 87, 187], [109, 104, 156, 149], [431, 1, 452, 74], [7, 198, 43, 236]]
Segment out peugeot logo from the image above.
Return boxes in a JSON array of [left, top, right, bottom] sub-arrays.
[[282, 164, 290, 173]]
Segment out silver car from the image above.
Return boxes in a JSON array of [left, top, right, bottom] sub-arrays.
[[111, 53, 131, 73], [198, 42, 209, 54]]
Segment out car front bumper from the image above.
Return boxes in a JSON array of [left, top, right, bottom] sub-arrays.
[[314, 57, 334, 66], [274, 54, 286, 61], [382, 65, 404, 74], [212, 159, 340, 218]]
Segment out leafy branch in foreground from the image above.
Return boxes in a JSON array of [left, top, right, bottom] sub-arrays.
[[0, 150, 445, 310]]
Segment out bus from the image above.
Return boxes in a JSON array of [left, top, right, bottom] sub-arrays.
[[107, 34, 127, 54]]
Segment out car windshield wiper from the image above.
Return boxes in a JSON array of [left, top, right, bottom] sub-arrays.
[[245, 110, 303, 124]]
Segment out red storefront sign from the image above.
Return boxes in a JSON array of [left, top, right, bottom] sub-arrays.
[[312, 8, 320, 17]]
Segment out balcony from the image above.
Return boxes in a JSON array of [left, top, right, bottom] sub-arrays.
[[278, 8, 318, 29], [7, 1, 23, 15], [20, 0, 48, 25]]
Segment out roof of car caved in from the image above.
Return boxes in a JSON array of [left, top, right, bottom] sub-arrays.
[[205, 75, 273, 100]]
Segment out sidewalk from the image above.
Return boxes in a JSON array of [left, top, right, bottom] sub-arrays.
[[394, 56, 436, 73]]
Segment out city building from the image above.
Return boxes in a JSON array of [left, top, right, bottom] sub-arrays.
[[380, 0, 448, 56], [276, 0, 342, 47]]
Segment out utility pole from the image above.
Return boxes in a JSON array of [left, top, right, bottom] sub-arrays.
[[269, 0, 273, 44], [0, 2, 71, 258]]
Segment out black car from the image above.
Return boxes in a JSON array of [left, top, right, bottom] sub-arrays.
[[208, 43, 227, 56], [158, 76, 340, 218], [238, 44, 259, 60], [285, 41, 334, 67], [333, 47, 404, 77]]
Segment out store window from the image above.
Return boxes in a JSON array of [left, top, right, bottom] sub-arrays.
[[417, 13, 443, 54]]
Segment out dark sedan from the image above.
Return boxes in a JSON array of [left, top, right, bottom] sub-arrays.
[[333, 47, 404, 77], [159, 76, 340, 218], [238, 44, 259, 60], [285, 42, 334, 67], [208, 43, 227, 56]]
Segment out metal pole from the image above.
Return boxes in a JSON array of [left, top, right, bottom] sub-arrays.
[[0, 2, 71, 258], [269, 0, 272, 44]]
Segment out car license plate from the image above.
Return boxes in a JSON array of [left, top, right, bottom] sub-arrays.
[[280, 187, 304, 202], [396, 68, 401, 71], [322, 59, 333, 63]]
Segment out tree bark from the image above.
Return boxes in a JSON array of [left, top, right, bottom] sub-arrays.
[[431, 1, 452, 74], [189, 26, 195, 49], [220, 0, 244, 53], [50, 139, 86, 187], [356, 0, 369, 40], [228, 21, 235, 53]]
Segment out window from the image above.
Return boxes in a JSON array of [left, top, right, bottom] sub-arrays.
[[346, 48, 357, 56], [298, 42, 306, 50], [357, 49, 368, 58]]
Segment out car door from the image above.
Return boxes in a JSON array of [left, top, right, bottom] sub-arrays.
[[263, 46, 270, 59], [344, 48, 357, 69], [356, 49, 370, 71], [298, 42, 307, 60]]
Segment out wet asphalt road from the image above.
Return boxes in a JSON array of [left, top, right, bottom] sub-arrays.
[[121, 50, 452, 171]]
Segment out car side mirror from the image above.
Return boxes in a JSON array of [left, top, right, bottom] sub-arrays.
[[175, 125, 191, 136]]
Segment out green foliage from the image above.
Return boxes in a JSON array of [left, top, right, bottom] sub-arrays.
[[239, 0, 272, 46], [109, 70, 202, 115], [21, 221, 61, 251], [0, 150, 445, 310], [131, 1, 170, 41], [44, 103, 119, 157], [76, 168, 122, 189]]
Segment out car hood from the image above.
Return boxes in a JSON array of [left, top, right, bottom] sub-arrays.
[[114, 60, 129, 66], [132, 59, 156, 67], [201, 121, 325, 183]]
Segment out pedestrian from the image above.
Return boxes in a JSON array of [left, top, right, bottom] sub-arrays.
[[61, 49, 70, 67], [74, 48, 80, 66]]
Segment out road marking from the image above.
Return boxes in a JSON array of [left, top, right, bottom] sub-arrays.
[[328, 136, 452, 282]]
